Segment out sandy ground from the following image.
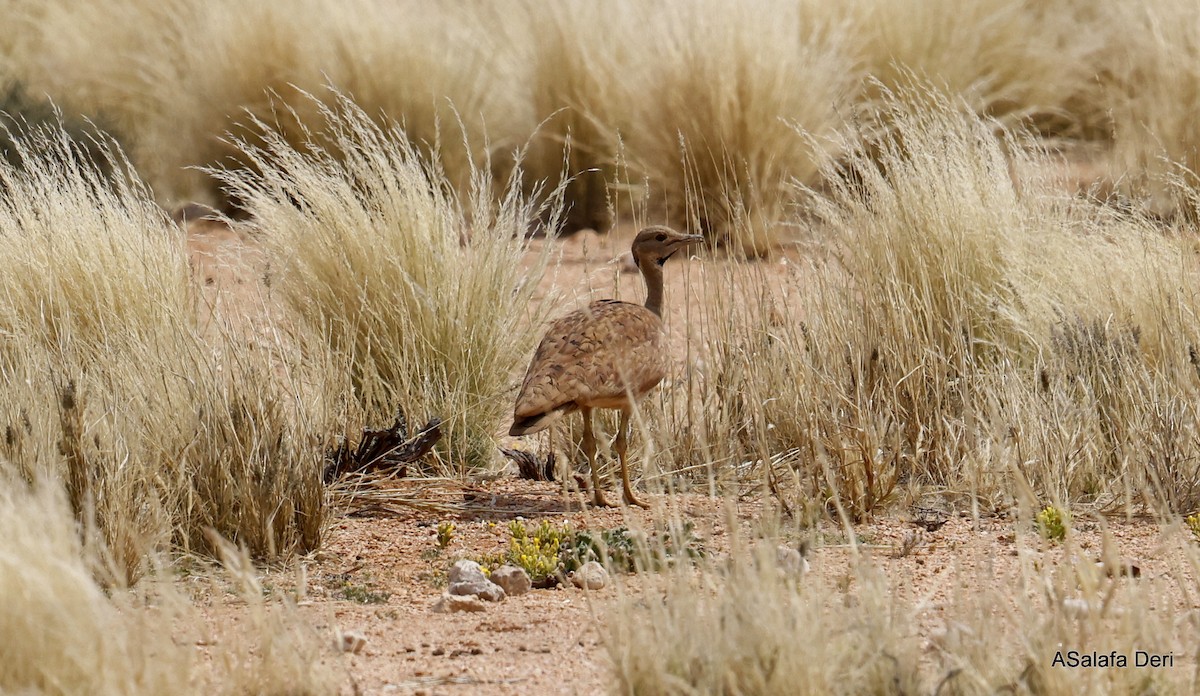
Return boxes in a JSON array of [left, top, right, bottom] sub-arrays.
[[181, 199, 1198, 695], [193, 478, 1195, 695]]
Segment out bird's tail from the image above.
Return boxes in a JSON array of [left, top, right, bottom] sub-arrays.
[[508, 404, 575, 436]]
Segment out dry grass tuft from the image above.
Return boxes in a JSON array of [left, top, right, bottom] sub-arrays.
[[12, 0, 1200, 234], [0, 480, 192, 694], [216, 92, 556, 474], [607, 520, 1200, 694], [0, 120, 186, 356], [2, 0, 525, 206], [518, 0, 627, 234], [0, 123, 325, 576], [624, 0, 855, 255], [797, 92, 1200, 514], [835, 0, 1107, 137], [0, 478, 338, 695], [606, 540, 920, 695], [1101, 0, 1200, 214], [642, 86, 1200, 519]]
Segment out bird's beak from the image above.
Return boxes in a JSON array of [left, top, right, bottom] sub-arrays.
[[658, 234, 706, 265]]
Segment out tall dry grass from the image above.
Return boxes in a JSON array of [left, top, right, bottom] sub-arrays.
[[0, 0, 203, 195], [12, 0, 1200, 234], [834, 0, 1107, 136], [638, 87, 1200, 519], [0, 133, 332, 680], [0, 478, 338, 695], [622, 0, 856, 256], [1100, 0, 1200, 213], [517, 0, 628, 234], [606, 523, 1200, 694], [1, 0, 525, 206], [0, 480, 192, 695], [7, 0, 1154, 246], [835, 95, 1200, 514], [0, 120, 325, 576], [216, 92, 557, 474], [186, 0, 524, 203]]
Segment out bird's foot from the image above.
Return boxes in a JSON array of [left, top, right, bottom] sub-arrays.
[[622, 489, 650, 509], [592, 491, 616, 508]]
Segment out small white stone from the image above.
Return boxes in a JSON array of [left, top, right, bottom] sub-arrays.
[[776, 545, 810, 577], [570, 561, 609, 590], [448, 559, 488, 585], [335, 629, 367, 654], [489, 564, 533, 596], [445, 559, 506, 601], [448, 579, 506, 602], [431, 593, 487, 613]]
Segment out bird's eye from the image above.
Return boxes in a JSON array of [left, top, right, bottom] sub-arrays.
[[655, 233, 666, 242]]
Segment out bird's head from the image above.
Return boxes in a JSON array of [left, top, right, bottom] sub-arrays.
[[631, 226, 705, 268]]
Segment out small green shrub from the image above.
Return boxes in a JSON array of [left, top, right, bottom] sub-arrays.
[[1036, 506, 1068, 542], [435, 522, 456, 551], [475, 519, 705, 583], [338, 579, 390, 605], [505, 520, 571, 582], [570, 522, 706, 573], [568, 527, 639, 573], [1186, 514, 1200, 542]]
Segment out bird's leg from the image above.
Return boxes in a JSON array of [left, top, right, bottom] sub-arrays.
[[549, 423, 568, 497], [615, 407, 648, 508], [581, 407, 613, 507]]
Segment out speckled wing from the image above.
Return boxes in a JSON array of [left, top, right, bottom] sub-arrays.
[[510, 300, 668, 435]]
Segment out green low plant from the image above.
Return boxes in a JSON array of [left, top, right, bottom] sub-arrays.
[[568, 527, 638, 573], [1036, 506, 1068, 542], [474, 520, 706, 583], [1186, 514, 1200, 541], [436, 522, 456, 551], [505, 520, 571, 582], [338, 578, 390, 605]]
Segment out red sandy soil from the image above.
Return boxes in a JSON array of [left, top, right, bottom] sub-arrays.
[[195, 478, 1195, 695]]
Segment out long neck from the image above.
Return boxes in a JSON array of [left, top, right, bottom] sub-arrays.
[[639, 259, 665, 317]]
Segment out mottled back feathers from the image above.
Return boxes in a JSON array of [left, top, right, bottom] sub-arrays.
[[509, 299, 668, 435]]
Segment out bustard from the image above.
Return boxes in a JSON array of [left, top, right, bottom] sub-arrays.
[[509, 226, 703, 507]]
